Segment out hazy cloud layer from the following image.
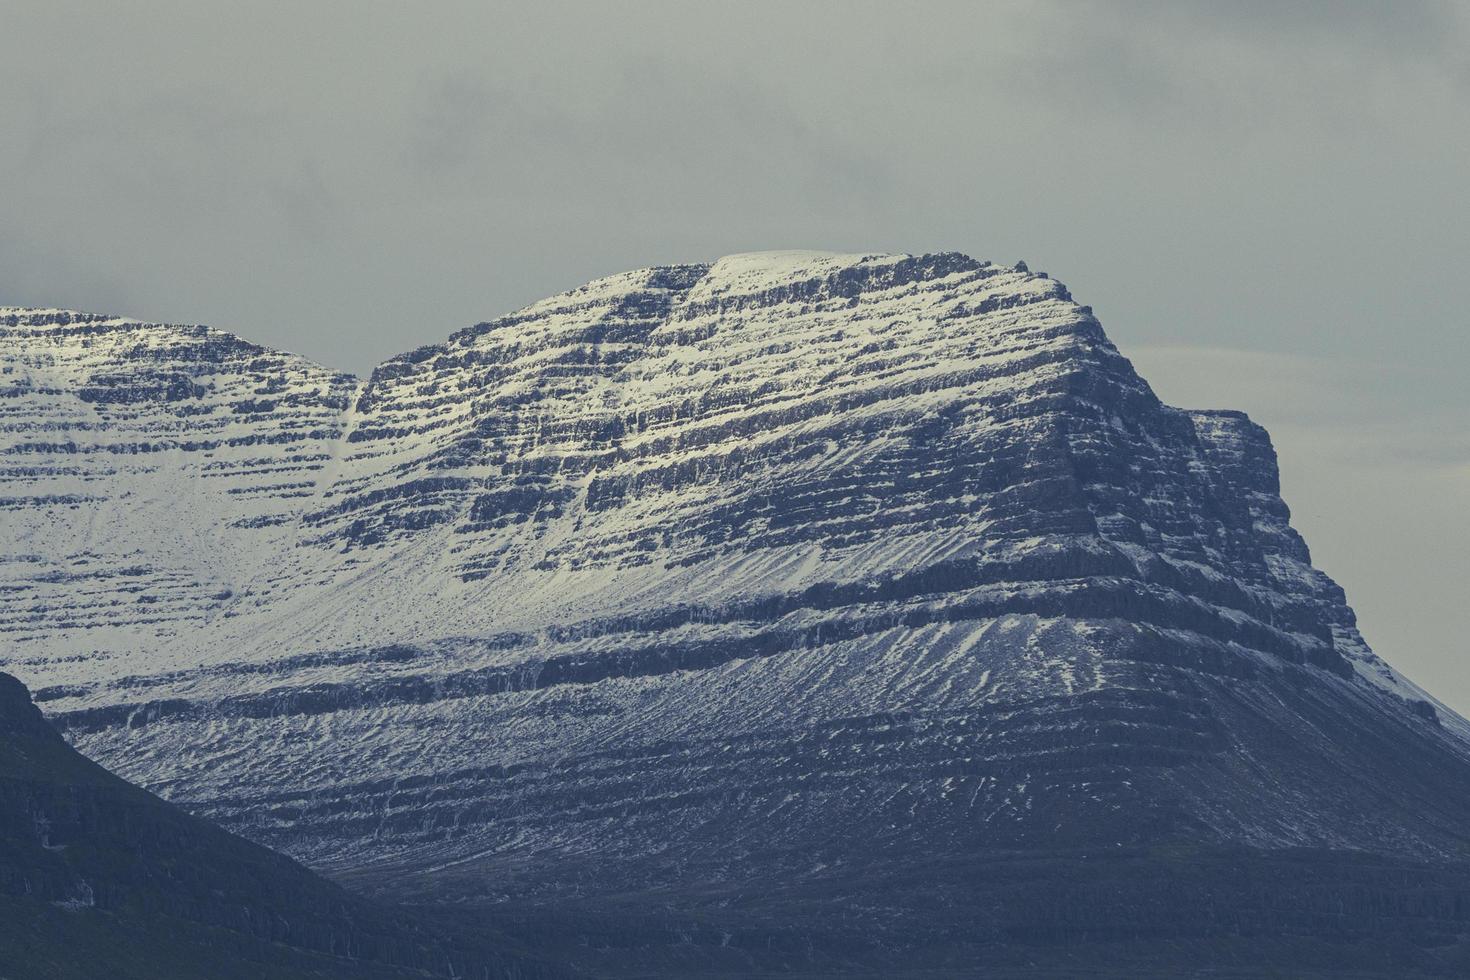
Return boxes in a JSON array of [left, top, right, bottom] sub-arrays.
[[3, 1, 1466, 706]]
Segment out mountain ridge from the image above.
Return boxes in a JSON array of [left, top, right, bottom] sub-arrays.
[[6, 250, 1470, 976]]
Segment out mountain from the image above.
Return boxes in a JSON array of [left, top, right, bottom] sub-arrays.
[[5, 251, 1470, 976], [0, 671, 563, 979]]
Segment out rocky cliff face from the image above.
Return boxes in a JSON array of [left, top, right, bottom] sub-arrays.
[[5, 252, 1470, 974]]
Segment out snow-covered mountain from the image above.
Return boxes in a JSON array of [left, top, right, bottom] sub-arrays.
[[6, 252, 1470, 973]]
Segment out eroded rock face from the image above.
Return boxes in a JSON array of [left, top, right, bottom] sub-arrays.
[[3, 252, 1467, 911]]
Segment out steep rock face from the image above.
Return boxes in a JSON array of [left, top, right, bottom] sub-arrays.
[[4, 253, 1470, 965]]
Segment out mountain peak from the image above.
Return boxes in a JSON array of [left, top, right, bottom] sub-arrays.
[[0, 671, 54, 741], [1, 307, 136, 329], [5, 253, 1469, 976]]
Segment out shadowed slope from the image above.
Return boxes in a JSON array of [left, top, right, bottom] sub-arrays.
[[0, 672, 564, 980]]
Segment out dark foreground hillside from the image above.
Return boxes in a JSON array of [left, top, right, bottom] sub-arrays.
[[445, 846, 1470, 978], [351, 666, 1470, 978], [14, 663, 1470, 980], [0, 671, 564, 980]]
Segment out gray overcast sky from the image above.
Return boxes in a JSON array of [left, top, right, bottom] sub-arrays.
[[3, 1, 1467, 712]]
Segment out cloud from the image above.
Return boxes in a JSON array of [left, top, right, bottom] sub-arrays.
[[1132, 0, 1464, 55], [401, 52, 896, 222], [991, 0, 1470, 135], [1131, 345, 1468, 462]]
